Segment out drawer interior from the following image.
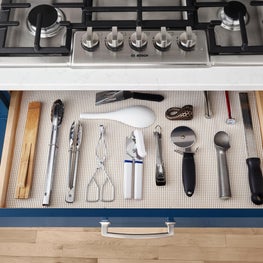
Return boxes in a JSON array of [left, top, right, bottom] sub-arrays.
[[3, 90, 263, 209]]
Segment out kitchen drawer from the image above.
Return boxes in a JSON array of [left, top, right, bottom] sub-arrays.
[[0, 90, 263, 229]]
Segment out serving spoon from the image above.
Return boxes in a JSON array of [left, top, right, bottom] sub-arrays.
[[80, 105, 156, 128]]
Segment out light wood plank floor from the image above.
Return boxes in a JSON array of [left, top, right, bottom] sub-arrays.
[[0, 228, 263, 262]]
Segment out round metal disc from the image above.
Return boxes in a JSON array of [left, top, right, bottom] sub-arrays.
[[171, 126, 196, 148]]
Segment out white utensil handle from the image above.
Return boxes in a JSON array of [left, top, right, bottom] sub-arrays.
[[100, 221, 175, 239], [134, 160, 143, 200], [80, 113, 111, 120], [124, 161, 133, 199]]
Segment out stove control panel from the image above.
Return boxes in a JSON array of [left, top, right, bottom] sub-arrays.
[[72, 28, 209, 67], [130, 26, 148, 51], [153, 27, 172, 51], [81, 27, 99, 51], [106, 26, 124, 51], [178, 26, 197, 51]]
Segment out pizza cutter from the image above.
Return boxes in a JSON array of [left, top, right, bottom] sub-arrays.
[[171, 126, 197, 197]]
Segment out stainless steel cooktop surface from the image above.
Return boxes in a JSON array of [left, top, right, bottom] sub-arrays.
[[0, 0, 263, 67]]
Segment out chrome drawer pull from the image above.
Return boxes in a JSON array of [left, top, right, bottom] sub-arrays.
[[100, 221, 175, 239]]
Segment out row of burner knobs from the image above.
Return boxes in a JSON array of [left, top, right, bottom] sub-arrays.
[[80, 26, 197, 52]]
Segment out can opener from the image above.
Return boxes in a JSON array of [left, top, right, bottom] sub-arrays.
[[124, 130, 146, 200]]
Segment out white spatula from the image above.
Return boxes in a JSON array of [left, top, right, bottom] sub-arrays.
[[80, 105, 156, 128]]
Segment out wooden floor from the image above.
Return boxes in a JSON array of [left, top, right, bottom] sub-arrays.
[[0, 227, 263, 262]]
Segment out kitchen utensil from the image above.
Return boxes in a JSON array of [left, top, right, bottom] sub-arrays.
[[95, 90, 164, 105], [214, 131, 231, 200], [153, 125, 166, 186], [171, 126, 197, 197], [255, 91, 263, 148], [203, 91, 212, 119], [165, 105, 193, 120], [124, 129, 146, 199], [86, 125, 114, 202], [80, 105, 156, 128], [15, 101, 41, 199], [225, 91, 236, 124], [65, 121, 82, 203], [239, 92, 263, 205], [43, 99, 64, 206]]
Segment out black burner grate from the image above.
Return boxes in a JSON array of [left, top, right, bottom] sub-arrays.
[[195, 0, 263, 55], [0, 0, 72, 55], [0, 0, 263, 56]]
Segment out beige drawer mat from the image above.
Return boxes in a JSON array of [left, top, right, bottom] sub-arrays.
[[6, 90, 263, 208]]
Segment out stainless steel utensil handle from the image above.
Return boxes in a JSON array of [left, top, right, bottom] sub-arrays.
[[43, 125, 59, 206], [65, 149, 79, 203], [100, 221, 175, 239], [204, 91, 212, 118], [154, 131, 166, 186], [216, 149, 231, 199]]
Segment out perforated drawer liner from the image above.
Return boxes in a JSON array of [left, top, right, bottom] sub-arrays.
[[6, 90, 263, 208]]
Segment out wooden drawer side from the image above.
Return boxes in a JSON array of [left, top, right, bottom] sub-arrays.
[[0, 91, 22, 208]]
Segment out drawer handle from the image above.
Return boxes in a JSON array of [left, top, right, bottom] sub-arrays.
[[100, 221, 175, 239]]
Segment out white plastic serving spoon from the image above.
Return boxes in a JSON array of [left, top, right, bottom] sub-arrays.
[[80, 105, 156, 128]]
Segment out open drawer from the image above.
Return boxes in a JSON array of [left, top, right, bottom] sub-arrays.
[[0, 90, 263, 230]]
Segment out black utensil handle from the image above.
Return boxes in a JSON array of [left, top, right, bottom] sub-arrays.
[[246, 158, 263, 205], [132, 92, 164, 102], [182, 152, 196, 197]]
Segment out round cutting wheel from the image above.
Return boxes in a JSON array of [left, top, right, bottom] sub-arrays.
[[171, 126, 196, 149]]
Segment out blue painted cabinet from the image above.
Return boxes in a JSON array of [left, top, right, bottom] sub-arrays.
[[0, 91, 9, 159], [0, 208, 263, 227]]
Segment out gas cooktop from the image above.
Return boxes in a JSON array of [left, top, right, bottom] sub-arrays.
[[1, 0, 263, 67]]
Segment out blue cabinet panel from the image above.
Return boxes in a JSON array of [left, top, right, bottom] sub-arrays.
[[0, 208, 262, 227], [0, 91, 9, 159]]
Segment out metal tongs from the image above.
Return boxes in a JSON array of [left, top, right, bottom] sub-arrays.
[[65, 121, 82, 203], [153, 125, 166, 186], [86, 125, 115, 202], [124, 129, 146, 200], [43, 99, 64, 206]]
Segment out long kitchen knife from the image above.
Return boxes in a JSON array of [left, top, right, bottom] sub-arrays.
[[95, 90, 164, 105], [239, 92, 263, 205]]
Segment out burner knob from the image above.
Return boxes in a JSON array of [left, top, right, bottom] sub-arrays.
[[153, 27, 172, 51], [106, 26, 124, 51], [130, 26, 148, 51], [81, 27, 99, 51], [178, 26, 197, 51]]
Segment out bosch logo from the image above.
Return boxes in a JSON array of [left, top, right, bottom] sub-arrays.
[[131, 54, 149, 57]]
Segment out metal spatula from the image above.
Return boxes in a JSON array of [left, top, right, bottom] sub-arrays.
[[95, 90, 164, 105]]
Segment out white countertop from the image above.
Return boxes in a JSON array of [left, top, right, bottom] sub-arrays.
[[0, 66, 262, 90]]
